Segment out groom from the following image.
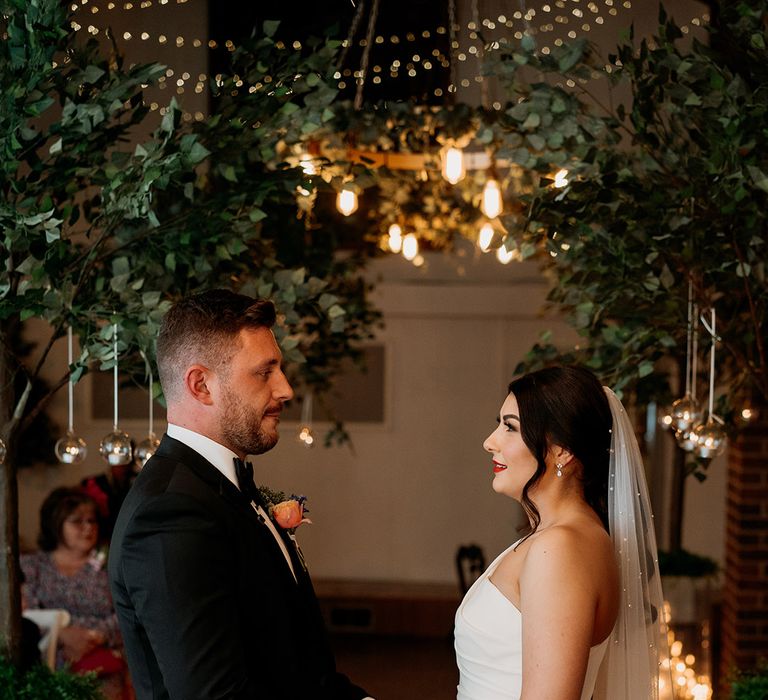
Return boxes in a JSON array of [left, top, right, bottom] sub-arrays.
[[108, 289, 371, 700]]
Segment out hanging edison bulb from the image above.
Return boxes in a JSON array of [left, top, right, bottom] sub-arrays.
[[336, 187, 358, 216], [299, 154, 317, 175], [496, 241, 516, 264], [99, 322, 133, 466], [402, 233, 419, 261], [553, 169, 569, 188], [441, 146, 465, 185], [692, 420, 727, 458], [478, 223, 494, 252], [387, 223, 403, 253], [55, 326, 88, 464], [481, 179, 503, 218]]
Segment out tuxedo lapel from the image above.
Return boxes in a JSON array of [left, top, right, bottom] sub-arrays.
[[153, 435, 299, 586]]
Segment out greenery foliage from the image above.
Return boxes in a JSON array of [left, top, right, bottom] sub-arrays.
[[0, 656, 101, 700], [657, 548, 719, 577], [729, 659, 768, 700]]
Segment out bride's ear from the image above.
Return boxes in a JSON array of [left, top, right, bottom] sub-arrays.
[[550, 444, 575, 467]]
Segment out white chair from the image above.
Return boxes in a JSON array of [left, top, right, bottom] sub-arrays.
[[22, 608, 71, 670]]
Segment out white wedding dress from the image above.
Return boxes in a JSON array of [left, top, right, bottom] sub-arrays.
[[454, 542, 609, 700]]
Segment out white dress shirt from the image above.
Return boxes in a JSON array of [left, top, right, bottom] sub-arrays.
[[166, 424, 296, 581]]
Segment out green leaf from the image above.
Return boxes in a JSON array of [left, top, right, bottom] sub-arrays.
[[82, 65, 105, 84], [263, 20, 280, 37]]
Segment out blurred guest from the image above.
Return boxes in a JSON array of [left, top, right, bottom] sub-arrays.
[[21, 487, 128, 699], [81, 460, 136, 542]]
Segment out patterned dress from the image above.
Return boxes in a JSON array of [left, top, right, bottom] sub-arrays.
[[21, 550, 123, 669]]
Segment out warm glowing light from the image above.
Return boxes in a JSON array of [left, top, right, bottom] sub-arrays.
[[387, 223, 403, 253], [441, 146, 465, 184], [412, 254, 425, 267], [496, 244, 516, 264], [554, 168, 569, 187], [336, 188, 358, 216], [299, 154, 316, 175], [478, 223, 494, 252], [481, 179, 503, 218], [741, 407, 753, 421], [402, 233, 418, 260]]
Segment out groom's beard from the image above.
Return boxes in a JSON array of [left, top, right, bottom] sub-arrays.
[[219, 384, 282, 456]]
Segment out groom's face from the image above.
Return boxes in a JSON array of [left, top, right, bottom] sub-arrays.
[[216, 327, 294, 457]]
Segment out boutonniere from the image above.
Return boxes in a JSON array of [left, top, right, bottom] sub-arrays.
[[257, 486, 312, 533]]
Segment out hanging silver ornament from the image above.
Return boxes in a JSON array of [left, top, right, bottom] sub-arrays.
[[692, 420, 727, 459], [674, 427, 697, 452], [670, 395, 702, 432], [100, 322, 133, 466], [56, 326, 88, 465], [134, 433, 160, 469], [55, 431, 88, 464]]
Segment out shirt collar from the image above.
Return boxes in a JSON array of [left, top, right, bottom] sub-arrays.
[[166, 424, 239, 490]]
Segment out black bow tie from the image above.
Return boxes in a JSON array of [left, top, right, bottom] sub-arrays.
[[233, 457, 265, 508]]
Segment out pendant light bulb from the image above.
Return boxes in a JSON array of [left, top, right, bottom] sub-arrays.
[[299, 154, 317, 176], [337, 187, 358, 216], [496, 243, 516, 265], [478, 223, 494, 252], [554, 169, 569, 188], [387, 223, 403, 253], [441, 147, 465, 185], [99, 322, 133, 466], [481, 179, 503, 218], [402, 233, 419, 261]]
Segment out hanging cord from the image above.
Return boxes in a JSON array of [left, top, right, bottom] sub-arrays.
[[691, 302, 698, 402], [700, 308, 719, 420], [112, 323, 119, 431], [66, 326, 74, 434], [684, 281, 693, 397], [354, 0, 379, 110], [338, 0, 366, 71]]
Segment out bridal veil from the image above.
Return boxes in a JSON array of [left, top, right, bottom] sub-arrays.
[[594, 387, 671, 700]]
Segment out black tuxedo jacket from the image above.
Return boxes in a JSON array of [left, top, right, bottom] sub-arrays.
[[108, 435, 368, 700]]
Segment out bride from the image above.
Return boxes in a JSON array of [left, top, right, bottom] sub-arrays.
[[455, 366, 668, 700]]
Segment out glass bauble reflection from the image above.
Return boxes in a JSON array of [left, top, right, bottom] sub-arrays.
[[675, 428, 697, 452], [670, 395, 702, 432], [54, 431, 88, 464], [99, 430, 133, 465], [134, 434, 160, 469], [0, 438, 6, 465], [298, 425, 314, 448], [692, 421, 728, 459]]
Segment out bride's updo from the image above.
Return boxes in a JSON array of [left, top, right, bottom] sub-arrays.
[[509, 365, 613, 540]]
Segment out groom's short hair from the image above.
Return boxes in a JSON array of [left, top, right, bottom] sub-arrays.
[[156, 289, 276, 404]]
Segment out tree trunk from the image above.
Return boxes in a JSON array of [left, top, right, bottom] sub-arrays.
[[668, 444, 686, 553], [0, 325, 22, 663]]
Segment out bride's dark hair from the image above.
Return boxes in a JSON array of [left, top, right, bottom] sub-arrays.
[[509, 365, 612, 544]]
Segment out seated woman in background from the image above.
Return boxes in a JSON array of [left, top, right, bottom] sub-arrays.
[[21, 487, 128, 699]]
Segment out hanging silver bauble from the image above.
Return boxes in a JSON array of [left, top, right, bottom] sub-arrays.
[[0, 438, 6, 465], [134, 434, 160, 469], [54, 431, 88, 464], [99, 430, 133, 465], [674, 428, 697, 452], [692, 420, 728, 459], [670, 395, 703, 432]]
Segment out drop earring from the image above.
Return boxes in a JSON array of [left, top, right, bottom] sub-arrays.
[[556, 462, 563, 478]]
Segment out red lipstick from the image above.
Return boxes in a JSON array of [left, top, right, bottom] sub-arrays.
[[493, 461, 507, 473]]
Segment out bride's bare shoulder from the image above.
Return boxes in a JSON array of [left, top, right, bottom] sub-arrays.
[[521, 523, 613, 579]]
